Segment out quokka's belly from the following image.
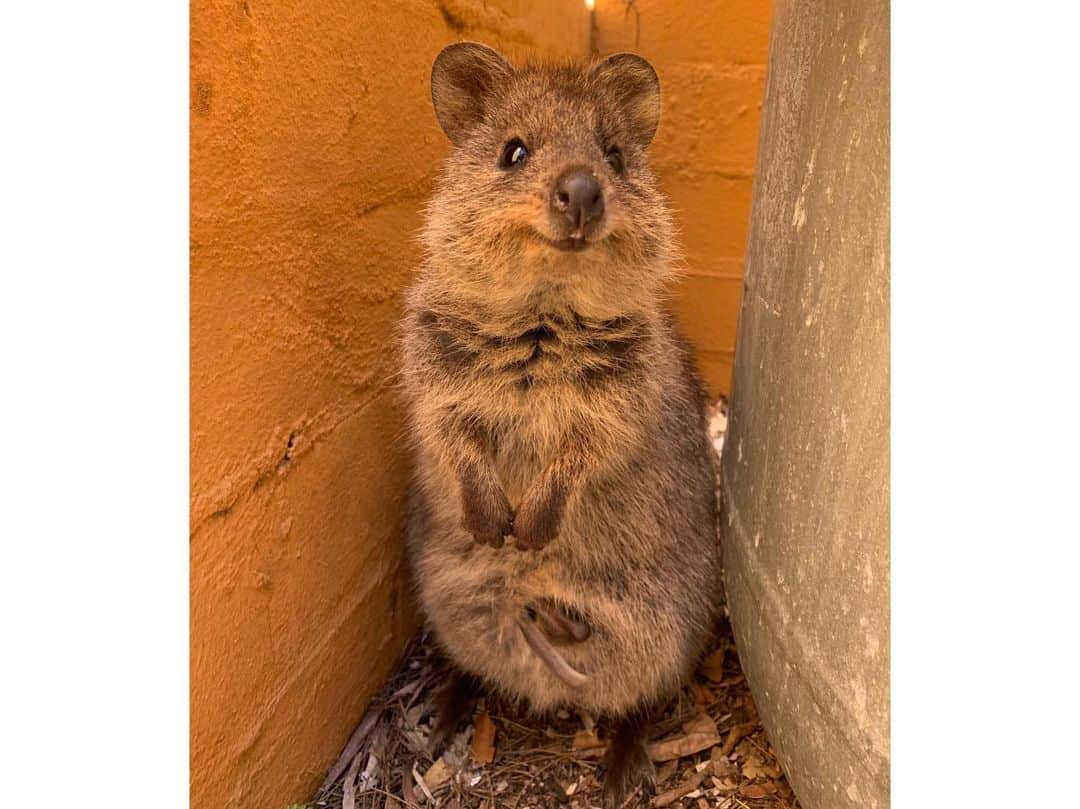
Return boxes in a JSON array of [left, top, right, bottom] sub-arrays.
[[413, 521, 691, 716]]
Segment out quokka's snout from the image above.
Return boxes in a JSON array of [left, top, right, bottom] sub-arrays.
[[550, 165, 605, 247]]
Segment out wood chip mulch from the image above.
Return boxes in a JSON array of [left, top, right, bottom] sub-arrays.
[[310, 400, 799, 809]]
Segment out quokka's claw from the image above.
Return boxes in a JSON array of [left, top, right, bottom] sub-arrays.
[[516, 611, 590, 688]]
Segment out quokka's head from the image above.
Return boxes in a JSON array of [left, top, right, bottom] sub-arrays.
[[422, 42, 676, 307]]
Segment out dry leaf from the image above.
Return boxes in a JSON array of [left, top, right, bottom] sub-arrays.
[[702, 648, 726, 682], [656, 759, 679, 784], [402, 766, 417, 808], [412, 761, 435, 804], [404, 703, 427, 729], [565, 725, 609, 756], [710, 776, 739, 794], [691, 682, 717, 708], [740, 782, 778, 799], [710, 747, 736, 778], [341, 748, 365, 809], [719, 722, 756, 757], [681, 713, 718, 737], [571, 728, 607, 758], [648, 732, 722, 762], [322, 706, 382, 792], [571, 728, 603, 750], [689, 681, 713, 707], [422, 757, 453, 790], [696, 799, 708, 809], [733, 740, 755, 762], [470, 711, 496, 764], [652, 773, 703, 807], [742, 757, 767, 780]]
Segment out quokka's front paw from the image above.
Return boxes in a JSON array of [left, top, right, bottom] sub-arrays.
[[470, 509, 514, 549], [462, 502, 514, 548], [460, 474, 514, 549], [512, 484, 567, 551]]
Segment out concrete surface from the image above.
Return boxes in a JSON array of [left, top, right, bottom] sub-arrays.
[[719, 1, 890, 808], [595, 0, 772, 396]]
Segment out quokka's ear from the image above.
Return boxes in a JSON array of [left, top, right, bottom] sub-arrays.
[[590, 53, 661, 148], [430, 42, 515, 145]]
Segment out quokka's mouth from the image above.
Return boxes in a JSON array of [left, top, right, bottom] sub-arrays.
[[549, 237, 590, 252], [533, 230, 606, 253]]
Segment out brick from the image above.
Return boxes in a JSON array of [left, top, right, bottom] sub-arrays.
[[670, 274, 743, 356], [595, 0, 773, 66], [663, 173, 756, 260], [653, 63, 767, 175]]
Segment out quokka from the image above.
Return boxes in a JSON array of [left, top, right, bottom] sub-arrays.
[[400, 42, 721, 807]]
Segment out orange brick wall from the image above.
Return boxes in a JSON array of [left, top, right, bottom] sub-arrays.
[[595, 0, 774, 395]]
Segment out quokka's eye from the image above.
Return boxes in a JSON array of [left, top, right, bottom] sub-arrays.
[[605, 145, 624, 174], [500, 139, 529, 168]]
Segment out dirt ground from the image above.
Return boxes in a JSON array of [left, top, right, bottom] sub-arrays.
[[309, 402, 800, 809]]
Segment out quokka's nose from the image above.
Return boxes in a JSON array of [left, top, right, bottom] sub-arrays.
[[551, 168, 604, 236]]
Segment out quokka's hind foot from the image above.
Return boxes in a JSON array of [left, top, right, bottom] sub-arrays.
[[429, 669, 482, 757], [602, 711, 657, 809]]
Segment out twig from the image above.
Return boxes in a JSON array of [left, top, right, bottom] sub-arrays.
[[509, 760, 560, 809], [412, 761, 436, 804], [360, 783, 418, 809], [618, 784, 642, 809], [743, 734, 773, 761], [342, 749, 366, 809], [403, 670, 438, 712], [402, 765, 419, 809], [323, 706, 384, 791]]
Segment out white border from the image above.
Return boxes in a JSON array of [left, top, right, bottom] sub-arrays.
[[0, 3, 189, 806]]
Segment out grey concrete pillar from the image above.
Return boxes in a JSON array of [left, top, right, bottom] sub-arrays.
[[719, 2, 889, 809]]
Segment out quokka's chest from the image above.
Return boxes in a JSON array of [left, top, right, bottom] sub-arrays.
[[475, 323, 599, 393], [451, 327, 615, 422], [484, 380, 581, 489], [420, 307, 650, 393]]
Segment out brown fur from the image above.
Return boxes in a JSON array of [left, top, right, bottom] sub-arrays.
[[400, 43, 720, 804]]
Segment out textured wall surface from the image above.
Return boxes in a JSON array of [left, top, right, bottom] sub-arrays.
[[189, 3, 588, 808], [594, 0, 773, 395], [720, 1, 890, 808]]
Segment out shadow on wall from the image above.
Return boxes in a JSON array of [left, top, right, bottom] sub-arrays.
[[189, 1, 769, 807]]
